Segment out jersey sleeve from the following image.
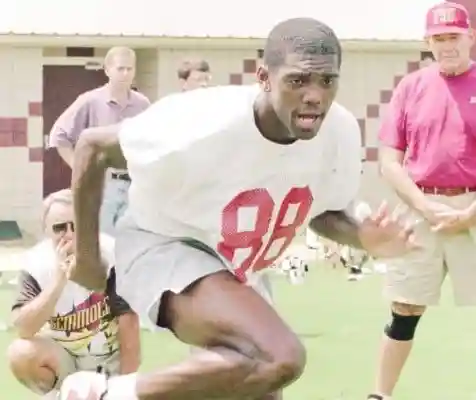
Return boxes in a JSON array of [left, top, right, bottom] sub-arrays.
[[378, 77, 409, 151], [325, 108, 362, 211], [118, 94, 190, 188], [11, 271, 42, 310], [118, 93, 192, 166]]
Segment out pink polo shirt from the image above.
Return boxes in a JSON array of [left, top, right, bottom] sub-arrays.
[[379, 63, 476, 188], [49, 85, 150, 148]]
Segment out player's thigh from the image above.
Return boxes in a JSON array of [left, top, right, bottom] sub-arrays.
[[115, 218, 302, 362], [7, 336, 76, 389], [162, 270, 303, 367], [444, 229, 476, 305], [384, 217, 444, 306]]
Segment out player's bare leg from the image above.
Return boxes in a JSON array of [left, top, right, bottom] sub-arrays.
[[133, 271, 304, 399], [368, 302, 425, 399], [189, 344, 283, 399], [7, 337, 62, 394], [96, 271, 305, 399]]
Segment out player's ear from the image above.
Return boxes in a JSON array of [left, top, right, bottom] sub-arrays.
[[256, 66, 270, 91]]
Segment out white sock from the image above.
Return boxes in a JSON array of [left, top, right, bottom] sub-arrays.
[[42, 389, 59, 399], [105, 373, 139, 399]]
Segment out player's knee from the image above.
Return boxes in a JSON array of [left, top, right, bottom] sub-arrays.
[[266, 335, 306, 390], [391, 301, 426, 316], [7, 339, 40, 375], [384, 302, 425, 341]]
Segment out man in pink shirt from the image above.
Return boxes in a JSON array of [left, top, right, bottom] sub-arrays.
[[49, 47, 150, 234], [368, 3, 476, 399]]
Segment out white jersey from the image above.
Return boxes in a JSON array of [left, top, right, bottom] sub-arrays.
[[119, 85, 361, 280]]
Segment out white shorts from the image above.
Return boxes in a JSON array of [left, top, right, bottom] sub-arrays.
[[115, 215, 273, 331]]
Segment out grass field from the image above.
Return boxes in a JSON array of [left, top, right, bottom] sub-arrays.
[[0, 265, 476, 399]]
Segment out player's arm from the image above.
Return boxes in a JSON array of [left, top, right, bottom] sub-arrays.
[[11, 270, 67, 339], [309, 108, 364, 248], [48, 94, 91, 168], [71, 124, 125, 290], [106, 268, 141, 374]]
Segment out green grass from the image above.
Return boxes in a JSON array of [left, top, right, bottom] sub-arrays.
[[1, 266, 476, 399]]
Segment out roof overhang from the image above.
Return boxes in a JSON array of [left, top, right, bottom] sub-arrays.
[[0, 34, 426, 52]]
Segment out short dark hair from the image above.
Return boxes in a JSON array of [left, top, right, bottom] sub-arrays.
[[263, 18, 342, 69], [177, 59, 210, 80]]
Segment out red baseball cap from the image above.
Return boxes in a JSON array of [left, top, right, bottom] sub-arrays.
[[425, 2, 471, 37]]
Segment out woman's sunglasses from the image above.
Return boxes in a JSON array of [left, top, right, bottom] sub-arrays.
[[51, 221, 75, 234]]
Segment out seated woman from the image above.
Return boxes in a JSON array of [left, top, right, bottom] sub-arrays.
[[7, 189, 140, 399]]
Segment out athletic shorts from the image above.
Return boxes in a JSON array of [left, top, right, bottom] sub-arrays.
[[114, 214, 274, 332]]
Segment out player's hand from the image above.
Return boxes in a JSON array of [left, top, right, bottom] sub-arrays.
[[358, 202, 418, 258], [55, 238, 76, 282]]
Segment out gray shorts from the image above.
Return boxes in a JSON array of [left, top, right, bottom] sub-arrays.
[[115, 215, 273, 331]]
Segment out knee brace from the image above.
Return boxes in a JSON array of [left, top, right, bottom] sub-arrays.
[[384, 311, 421, 341]]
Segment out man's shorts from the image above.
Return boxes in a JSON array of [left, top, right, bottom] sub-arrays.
[[383, 192, 476, 306], [115, 215, 274, 332], [36, 336, 120, 391]]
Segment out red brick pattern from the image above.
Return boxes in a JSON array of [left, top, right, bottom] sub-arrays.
[[229, 73, 243, 85], [243, 59, 257, 74], [28, 147, 43, 162], [0, 118, 27, 147], [363, 57, 431, 161], [28, 101, 42, 117], [228, 50, 262, 85], [380, 90, 393, 104], [0, 101, 43, 164], [366, 104, 379, 119]]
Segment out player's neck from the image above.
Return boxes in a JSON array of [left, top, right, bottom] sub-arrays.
[[253, 93, 296, 145]]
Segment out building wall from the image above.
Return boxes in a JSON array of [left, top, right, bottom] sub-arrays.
[[0, 46, 159, 236], [0, 43, 424, 236], [0, 46, 43, 235]]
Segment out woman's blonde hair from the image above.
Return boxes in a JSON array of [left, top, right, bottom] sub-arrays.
[[42, 188, 73, 230]]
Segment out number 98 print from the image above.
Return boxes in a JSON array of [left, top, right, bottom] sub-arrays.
[[218, 186, 314, 281]]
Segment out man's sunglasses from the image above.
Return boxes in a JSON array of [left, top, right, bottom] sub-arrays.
[[51, 221, 75, 234]]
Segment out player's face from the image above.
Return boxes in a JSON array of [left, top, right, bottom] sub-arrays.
[[45, 202, 75, 251], [263, 52, 339, 140], [427, 32, 474, 74], [182, 70, 212, 91], [105, 54, 136, 88]]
